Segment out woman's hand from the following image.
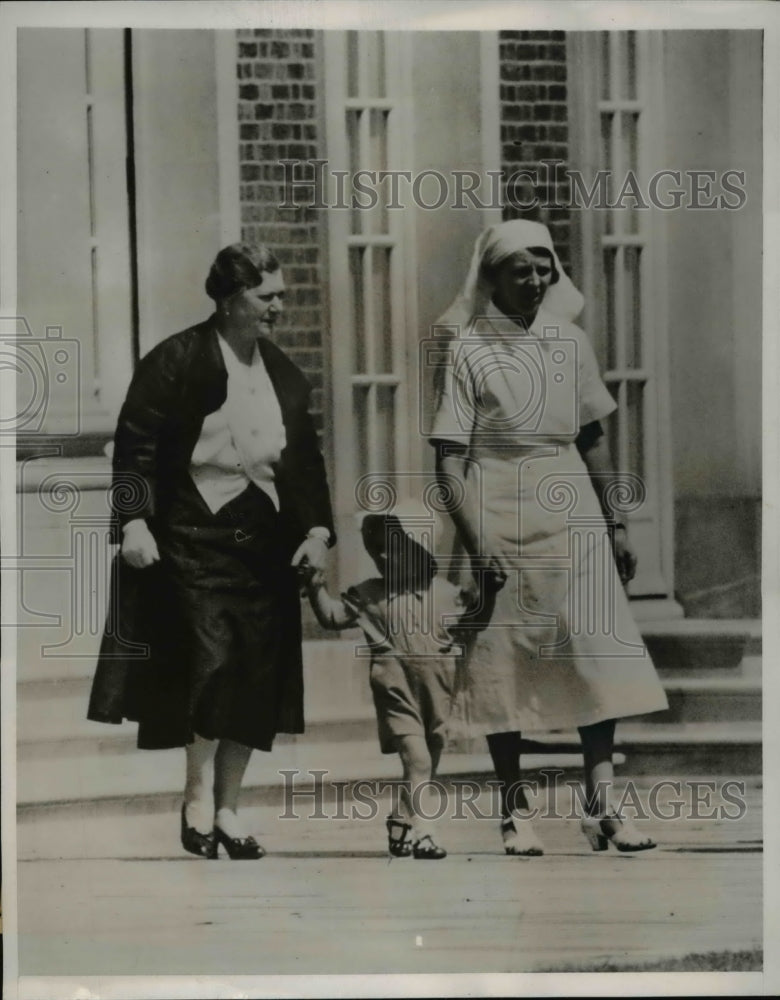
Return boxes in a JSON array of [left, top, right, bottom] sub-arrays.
[[472, 554, 507, 593], [121, 519, 160, 569], [612, 527, 637, 585], [306, 567, 327, 589], [578, 431, 638, 586], [291, 534, 329, 573]]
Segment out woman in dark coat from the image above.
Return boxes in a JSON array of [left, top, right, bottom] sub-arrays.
[[88, 244, 335, 859]]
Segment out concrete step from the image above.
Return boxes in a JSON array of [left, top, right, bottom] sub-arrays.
[[17, 735, 612, 811], [448, 721, 762, 776], [17, 719, 759, 818], [636, 675, 762, 724], [18, 715, 381, 761], [15, 623, 762, 817], [641, 618, 760, 674], [17, 665, 762, 752], [741, 655, 762, 678], [16, 620, 761, 685], [17, 686, 378, 749], [613, 720, 762, 776], [17, 637, 376, 737], [17, 637, 371, 682]]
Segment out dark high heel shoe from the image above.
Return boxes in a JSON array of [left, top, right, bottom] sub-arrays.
[[180, 804, 216, 859], [213, 824, 265, 859]]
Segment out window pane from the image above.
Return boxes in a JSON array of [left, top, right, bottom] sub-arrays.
[[18, 27, 133, 430], [353, 384, 370, 476], [372, 246, 393, 372], [90, 245, 100, 385], [359, 31, 386, 98], [625, 32, 637, 100], [600, 31, 611, 100], [368, 108, 388, 174], [84, 28, 92, 91], [376, 383, 397, 472], [346, 31, 359, 98], [86, 102, 96, 236], [365, 108, 389, 234], [347, 108, 362, 235], [600, 111, 614, 233], [621, 110, 638, 174], [623, 245, 642, 369], [603, 246, 617, 369], [627, 380, 645, 479], [607, 381, 620, 464], [349, 246, 366, 373], [613, 31, 637, 101], [621, 111, 641, 234]]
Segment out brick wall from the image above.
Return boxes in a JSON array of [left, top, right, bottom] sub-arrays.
[[236, 29, 327, 431], [235, 28, 573, 414], [498, 30, 571, 268], [235, 29, 333, 639]]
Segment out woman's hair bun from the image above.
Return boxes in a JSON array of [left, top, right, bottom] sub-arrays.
[[205, 243, 280, 301]]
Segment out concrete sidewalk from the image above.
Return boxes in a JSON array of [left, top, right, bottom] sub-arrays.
[[16, 778, 763, 976]]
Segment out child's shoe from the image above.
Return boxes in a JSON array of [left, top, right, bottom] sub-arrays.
[[386, 817, 447, 859], [386, 816, 414, 857], [413, 832, 447, 860]]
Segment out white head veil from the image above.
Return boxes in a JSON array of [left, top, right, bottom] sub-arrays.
[[435, 219, 584, 334]]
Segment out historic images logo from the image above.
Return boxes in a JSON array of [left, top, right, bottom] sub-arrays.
[[278, 159, 748, 213], [279, 770, 749, 823]]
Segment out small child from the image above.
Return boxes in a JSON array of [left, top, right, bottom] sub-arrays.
[[306, 500, 475, 860]]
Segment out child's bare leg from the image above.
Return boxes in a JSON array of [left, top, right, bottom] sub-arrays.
[[393, 734, 433, 825], [390, 734, 447, 859], [427, 736, 443, 780]]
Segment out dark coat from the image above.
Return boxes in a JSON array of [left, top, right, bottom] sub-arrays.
[[87, 316, 335, 748]]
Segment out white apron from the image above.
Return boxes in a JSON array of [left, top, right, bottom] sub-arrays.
[[431, 305, 669, 735]]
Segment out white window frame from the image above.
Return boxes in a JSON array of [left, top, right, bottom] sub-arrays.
[[323, 30, 419, 581], [16, 28, 135, 438], [85, 29, 135, 424], [568, 30, 678, 612]]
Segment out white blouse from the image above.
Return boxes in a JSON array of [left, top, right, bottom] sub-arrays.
[[429, 302, 616, 447], [189, 335, 287, 514]]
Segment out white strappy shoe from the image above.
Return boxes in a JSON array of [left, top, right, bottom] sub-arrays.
[[580, 810, 656, 853], [501, 809, 544, 856]]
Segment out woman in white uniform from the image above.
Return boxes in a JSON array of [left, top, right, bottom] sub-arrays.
[[429, 220, 668, 856]]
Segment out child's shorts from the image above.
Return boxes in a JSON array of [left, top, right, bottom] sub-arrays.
[[369, 655, 456, 754]]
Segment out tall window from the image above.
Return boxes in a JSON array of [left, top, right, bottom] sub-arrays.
[[17, 28, 136, 445], [569, 31, 675, 604], [323, 31, 417, 577], [597, 33, 646, 491]]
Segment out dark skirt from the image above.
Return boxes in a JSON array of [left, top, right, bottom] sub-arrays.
[[88, 483, 304, 751]]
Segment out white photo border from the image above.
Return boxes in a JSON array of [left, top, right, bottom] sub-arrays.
[[1, 2, 778, 998]]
